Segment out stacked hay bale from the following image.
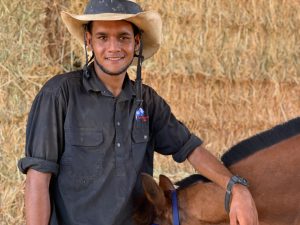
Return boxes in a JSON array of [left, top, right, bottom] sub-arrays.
[[0, 0, 299, 224], [140, 0, 300, 177]]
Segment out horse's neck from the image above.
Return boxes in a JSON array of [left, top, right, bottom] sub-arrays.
[[178, 182, 228, 224]]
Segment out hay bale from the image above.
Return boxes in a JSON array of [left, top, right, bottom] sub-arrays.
[[141, 73, 300, 178], [139, 0, 300, 80]]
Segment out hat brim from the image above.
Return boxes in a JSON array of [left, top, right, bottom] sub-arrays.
[[61, 11, 162, 65]]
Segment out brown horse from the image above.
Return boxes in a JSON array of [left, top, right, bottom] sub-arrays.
[[134, 117, 300, 225]]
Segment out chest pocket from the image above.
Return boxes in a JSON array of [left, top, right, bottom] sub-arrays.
[[132, 108, 150, 142], [67, 129, 103, 147], [60, 128, 104, 190], [131, 117, 150, 173]]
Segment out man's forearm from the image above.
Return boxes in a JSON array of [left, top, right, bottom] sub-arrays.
[[187, 145, 232, 189], [25, 169, 52, 225]]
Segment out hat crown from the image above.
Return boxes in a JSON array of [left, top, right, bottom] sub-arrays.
[[84, 0, 143, 15]]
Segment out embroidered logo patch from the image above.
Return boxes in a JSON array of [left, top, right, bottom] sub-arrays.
[[135, 107, 149, 122]]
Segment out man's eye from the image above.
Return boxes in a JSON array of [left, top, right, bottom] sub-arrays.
[[120, 36, 130, 40], [97, 36, 107, 40]]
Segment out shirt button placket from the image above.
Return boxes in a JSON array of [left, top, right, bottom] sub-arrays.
[[115, 122, 121, 149], [115, 100, 124, 176]]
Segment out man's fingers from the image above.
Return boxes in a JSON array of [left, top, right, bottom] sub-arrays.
[[229, 211, 238, 225], [230, 209, 259, 225], [229, 184, 259, 225]]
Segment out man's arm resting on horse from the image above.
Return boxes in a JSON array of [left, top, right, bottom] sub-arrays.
[[187, 145, 259, 225], [25, 169, 52, 225]]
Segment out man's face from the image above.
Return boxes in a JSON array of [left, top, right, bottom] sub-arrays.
[[86, 20, 140, 76]]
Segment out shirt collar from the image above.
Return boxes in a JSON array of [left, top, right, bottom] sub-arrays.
[[82, 62, 136, 100]]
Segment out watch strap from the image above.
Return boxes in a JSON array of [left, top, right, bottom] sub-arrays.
[[224, 175, 249, 214]]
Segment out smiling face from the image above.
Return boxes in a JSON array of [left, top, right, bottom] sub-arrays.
[[86, 20, 140, 77]]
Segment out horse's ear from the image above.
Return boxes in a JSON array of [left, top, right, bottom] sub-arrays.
[[159, 174, 175, 191], [141, 173, 166, 210]]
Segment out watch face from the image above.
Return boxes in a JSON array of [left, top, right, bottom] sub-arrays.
[[240, 178, 248, 185]]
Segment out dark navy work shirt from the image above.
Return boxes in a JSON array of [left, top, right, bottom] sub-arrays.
[[18, 63, 202, 225]]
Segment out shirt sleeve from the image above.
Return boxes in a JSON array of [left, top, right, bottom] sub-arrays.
[[150, 89, 203, 163], [18, 84, 66, 175]]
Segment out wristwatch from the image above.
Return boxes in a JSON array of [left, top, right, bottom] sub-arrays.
[[224, 175, 249, 213]]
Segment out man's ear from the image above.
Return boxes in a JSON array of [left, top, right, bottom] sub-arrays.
[[141, 173, 166, 211], [134, 34, 141, 52], [85, 31, 93, 51]]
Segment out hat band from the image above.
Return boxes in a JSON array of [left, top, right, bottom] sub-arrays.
[[84, 0, 143, 15]]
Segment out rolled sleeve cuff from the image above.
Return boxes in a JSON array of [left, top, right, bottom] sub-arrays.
[[172, 134, 203, 163], [18, 157, 59, 176]]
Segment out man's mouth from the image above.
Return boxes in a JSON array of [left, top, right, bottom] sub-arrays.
[[105, 57, 124, 61]]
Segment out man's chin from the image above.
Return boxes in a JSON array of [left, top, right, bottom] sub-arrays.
[[95, 58, 133, 76], [104, 70, 126, 76], [100, 66, 129, 76]]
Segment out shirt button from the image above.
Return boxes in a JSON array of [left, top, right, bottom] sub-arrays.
[[117, 122, 121, 126], [117, 143, 121, 147], [144, 135, 148, 139]]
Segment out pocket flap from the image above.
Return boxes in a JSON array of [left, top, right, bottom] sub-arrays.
[[66, 129, 103, 147], [132, 129, 149, 144]]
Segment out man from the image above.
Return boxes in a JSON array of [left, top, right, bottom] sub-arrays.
[[18, 0, 259, 225]]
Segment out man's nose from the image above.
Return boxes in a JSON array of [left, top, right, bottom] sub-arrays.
[[107, 38, 121, 52]]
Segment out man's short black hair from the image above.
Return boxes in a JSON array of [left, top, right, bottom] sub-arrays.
[[86, 21, 140, 36]]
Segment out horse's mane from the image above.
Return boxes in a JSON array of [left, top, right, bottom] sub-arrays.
[[175, 174, 210, 189], [221, 117, 300, 167]]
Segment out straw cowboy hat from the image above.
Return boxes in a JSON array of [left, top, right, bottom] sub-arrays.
[[61, 0, 162, 62]]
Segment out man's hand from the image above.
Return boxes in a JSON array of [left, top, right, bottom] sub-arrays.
[[229, 184, 259, 225]]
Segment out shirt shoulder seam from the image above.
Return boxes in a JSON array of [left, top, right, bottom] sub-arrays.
[[41, 70, 83, 98]]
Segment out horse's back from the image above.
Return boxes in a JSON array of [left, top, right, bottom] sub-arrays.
[[228, 134, 300, 225]]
